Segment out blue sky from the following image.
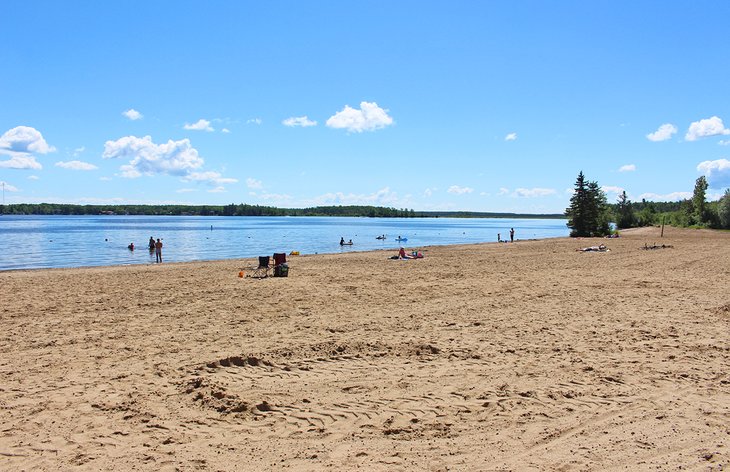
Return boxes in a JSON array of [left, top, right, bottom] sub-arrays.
[[1, 1, 729, 213]]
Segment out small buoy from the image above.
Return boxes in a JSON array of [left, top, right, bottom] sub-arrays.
[[238, 271, 244, 278]]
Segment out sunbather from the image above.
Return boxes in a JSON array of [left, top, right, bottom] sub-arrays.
[[577, 244, 608, 252]]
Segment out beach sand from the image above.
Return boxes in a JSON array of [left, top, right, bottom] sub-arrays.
[[1, 226, 728, 471]]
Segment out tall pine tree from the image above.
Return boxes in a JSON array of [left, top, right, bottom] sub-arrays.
[[616, 190, 636, 229], [566, 171, 610, 237]]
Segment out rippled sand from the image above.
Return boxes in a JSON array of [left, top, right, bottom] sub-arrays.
[[1, 226, 728, 470]]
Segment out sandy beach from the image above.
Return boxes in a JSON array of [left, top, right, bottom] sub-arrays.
[[1, 226, 728, 471]]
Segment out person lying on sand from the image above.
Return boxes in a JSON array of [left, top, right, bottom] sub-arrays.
[[576, 244, 608, 252], [394, 247, 424, 259]]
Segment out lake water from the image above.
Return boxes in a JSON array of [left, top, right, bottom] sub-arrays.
[[0, 215, 569, 271]]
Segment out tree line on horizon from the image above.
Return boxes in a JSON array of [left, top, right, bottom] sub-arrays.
[[0, 203, 564, 219], [566, 171, 730, 237]]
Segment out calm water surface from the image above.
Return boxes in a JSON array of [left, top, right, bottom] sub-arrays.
[[0, 215, 569, 270]]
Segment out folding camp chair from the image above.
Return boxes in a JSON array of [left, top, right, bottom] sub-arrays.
[[246, 256, 270, 278], [272, 252, 288, 277]]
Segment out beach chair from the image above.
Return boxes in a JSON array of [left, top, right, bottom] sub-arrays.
[[247, 256, 271, 278], [272, 252, 288, 277]]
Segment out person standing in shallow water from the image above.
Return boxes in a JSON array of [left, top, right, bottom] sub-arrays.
[[510, 228, 515, 242], [148, 236, 155, 250], [155, 238, 163, 263]]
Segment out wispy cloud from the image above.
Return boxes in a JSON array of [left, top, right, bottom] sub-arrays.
[[619, 164, 636, 172], [685, 116, 730, 141], [326, 101, 393, 133], [183, 171, 238, 186], [447, 185, 474, 195], [55, 160, 98, 171], [122, 109, 143, 121], [505, 132, 517, 141], [513, 187, 556, 197], [0, 155, 43, 170], [0, 181, 19, 192], [646, 123, 677, 142], [246, 178, 263, 189], [184, 119, 214, 132], [282, 116, 317, 127], [247, 118, 262, 125], [602, 185, 625, 195], [638, 191, 692, 201], [305, 187, 400, 207]]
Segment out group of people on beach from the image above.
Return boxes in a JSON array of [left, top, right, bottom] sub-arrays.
[[128, 236, 163, 263], [497, 228, 516, 243]]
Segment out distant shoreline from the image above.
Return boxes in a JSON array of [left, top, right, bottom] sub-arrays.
[[0, 203, 565, 219]]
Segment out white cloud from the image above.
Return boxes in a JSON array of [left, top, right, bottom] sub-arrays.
[[719, 139, 730, 146], [0, 181, 19, 192], [99, 176, 112, 181], [306, 187, 400, 206], [0, 155, 42, 170], [247, 118, 262, 125], [513, 187, 557, 197], [423, 188, 433, 197], [182, 171, 237, 186], [619, 164, 636, 172], [602, 185, 625, 195], [122, 109, 143, 121], [646, 123, 677, 142], [55, 160, 98, 171], [282, 116, 317, 127], [28, 175, 39, 180], [221, 128, 231, 134], [447, 185, 474, 195], [208, 186, 226, 193], [184, 119, 214, 132], [498, 187, 510, 195], [326, 101, 393, 133], [685, 116, 730, 141], [102, 135, 204, 178], [0, 126, 56, 155], [73, 146, 86, 157], [257, 192, 294, 205], [697, 159, 730, 188], [638, 191, 692, 201], [505, 132, 517, 141], [246, 178, 263, 189], [176, 188, 197, 193]]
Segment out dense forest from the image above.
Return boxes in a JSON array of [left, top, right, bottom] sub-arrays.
[[0, 203, 563, 219]]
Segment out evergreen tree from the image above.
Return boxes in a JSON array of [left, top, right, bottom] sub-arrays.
[[566, 171, 610, 237], [718, 188, 730, 229], [692, 176, 709, 225], [616, 190, 636, 228]]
